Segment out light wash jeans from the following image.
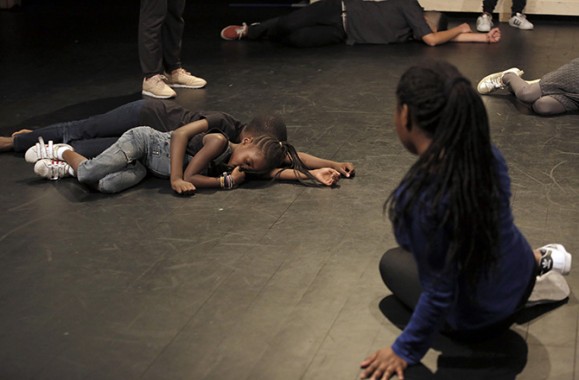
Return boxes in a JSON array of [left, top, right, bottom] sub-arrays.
[[76, 126, 172, 194]]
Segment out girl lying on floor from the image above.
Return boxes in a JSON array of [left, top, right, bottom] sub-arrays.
[[26, 116, 344, 194]]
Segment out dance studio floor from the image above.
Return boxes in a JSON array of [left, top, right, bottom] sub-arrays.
[[0, 1, 578, 379]]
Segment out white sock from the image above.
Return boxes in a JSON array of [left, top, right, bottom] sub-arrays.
[[56, 146, 72, 160]]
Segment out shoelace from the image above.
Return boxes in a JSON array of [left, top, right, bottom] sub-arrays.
[[235, 23, 248, 39], [488, 74, 505, 90], [173, 68, 190, 76]]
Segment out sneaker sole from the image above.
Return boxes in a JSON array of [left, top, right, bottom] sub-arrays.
[[168, 83, 207, 89], [141, 90, 175, 99], [509, 22, 534, 30]]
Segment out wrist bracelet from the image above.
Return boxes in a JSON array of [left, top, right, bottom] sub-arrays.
[[220, 172, 236, 190]]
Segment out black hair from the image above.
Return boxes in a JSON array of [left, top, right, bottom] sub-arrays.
[[251, 135, 321, 185], [386, 60, 501, 288], [245, 115, 325, 186], [244, 115, 288, 142]]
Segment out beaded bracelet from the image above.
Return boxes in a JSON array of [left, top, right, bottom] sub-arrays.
[[220, 172, 236, 190]]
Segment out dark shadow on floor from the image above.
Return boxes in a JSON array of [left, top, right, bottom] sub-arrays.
[[379, 296, 529, 380]]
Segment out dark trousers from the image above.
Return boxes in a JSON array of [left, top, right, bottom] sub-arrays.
[[138, 0, 186, 77], [13, 100, 146, 158], [379, 247, 536, 342], [482, 0, 527, 15], [247, 0, 346, 48]]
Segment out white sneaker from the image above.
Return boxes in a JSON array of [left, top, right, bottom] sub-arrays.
[[167, 68, 207, 89], [527, 271, 570, 306], [34, 159, 74, 180], [477, 68, 524, 94], [25, 137, 73, 163], [509, 13, 534, 30], [476, 13, 494, 32], [142, 74, 176, 99], [538, 243, 572, 275]]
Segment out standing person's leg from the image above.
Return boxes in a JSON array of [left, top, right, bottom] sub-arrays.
[[11, 100, 145, 153], [476, 0, 497, 32], [511, 0, 527, 14], [139, 0, 177, 99], [139, 0, 167, 78], [508, 0, 533, 29], [379, 247, 421, 310], [163, 0, 206, 89], [161, 0, 186, 74], [482, 0, 498, 13]]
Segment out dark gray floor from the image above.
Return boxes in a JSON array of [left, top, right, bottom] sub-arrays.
[[0, 1, 578, 379]]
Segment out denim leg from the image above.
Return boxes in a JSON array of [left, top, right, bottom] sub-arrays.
[[70, 138, 120, 158], [12, 100, 145, 153], [97, 161, 148, 194], [145, 132, 172, 178], [76, 126, 152, 187]]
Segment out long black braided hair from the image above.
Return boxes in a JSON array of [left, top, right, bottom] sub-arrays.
[[386, 60, 501, 288], [246, 115, 323, 186]]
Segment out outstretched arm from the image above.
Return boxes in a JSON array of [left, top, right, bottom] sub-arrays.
[[169, 119, 209, 194], [422, 24, 500, 46], [295, 152, 355, 177], [450, 27, 501, 43], [264, 151, 355, 186], [271, 167, 342, 186]]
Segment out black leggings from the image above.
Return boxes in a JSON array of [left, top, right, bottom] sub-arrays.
[[379, 247, 536, 341], [247, 0, 346, 48]]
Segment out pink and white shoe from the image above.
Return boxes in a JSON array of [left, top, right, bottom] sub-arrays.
[[25, 137, 73, 163], [34, 159, 74, 180]]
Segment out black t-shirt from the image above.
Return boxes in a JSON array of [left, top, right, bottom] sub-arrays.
[[138, 99, 245, 139], [344, 0, 432, 44]]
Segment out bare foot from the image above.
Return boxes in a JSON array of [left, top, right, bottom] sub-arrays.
[[0, 136, 14, 152], [11, 129, 32, 137]]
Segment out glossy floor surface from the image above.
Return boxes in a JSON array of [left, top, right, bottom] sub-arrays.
[[0, 1, 578, 379]]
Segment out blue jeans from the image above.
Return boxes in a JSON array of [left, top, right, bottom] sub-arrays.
[[13, 100, 145, 157], [76, 126, 172, 194]]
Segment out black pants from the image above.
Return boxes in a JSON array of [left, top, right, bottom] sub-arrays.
[[482, 0, 527, 15], [247, 0, 346, 48], [379, 247, 536, 342], [138, 0, 186, 77]]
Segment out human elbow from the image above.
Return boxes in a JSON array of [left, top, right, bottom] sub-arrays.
[[422, 35, 439, 47]]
